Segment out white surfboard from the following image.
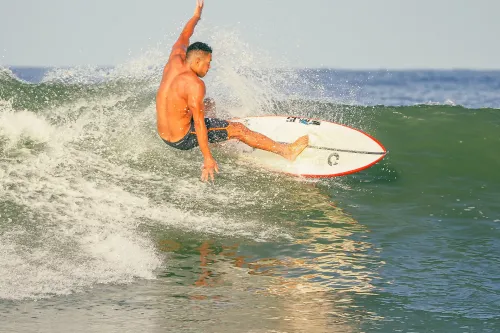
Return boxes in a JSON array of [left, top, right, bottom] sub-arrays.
[[233, 116, 387, 178]]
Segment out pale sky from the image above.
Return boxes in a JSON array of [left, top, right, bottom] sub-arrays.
[[1, 0, 499, 69]]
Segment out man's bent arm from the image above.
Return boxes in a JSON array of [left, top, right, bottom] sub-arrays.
[[188, 80, 214, 162], [170, 0, 204, 59]]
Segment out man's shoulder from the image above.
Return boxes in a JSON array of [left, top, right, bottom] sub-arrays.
[[178, 72, 204, 86]]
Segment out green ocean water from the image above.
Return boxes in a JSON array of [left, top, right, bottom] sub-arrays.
[[1, 68, 499, 332]]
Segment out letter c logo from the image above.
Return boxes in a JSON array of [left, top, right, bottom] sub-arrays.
[[328, 153, 339, 166]]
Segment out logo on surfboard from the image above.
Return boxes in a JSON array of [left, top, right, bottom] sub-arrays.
[[286, 117, 321, 126], [327, 153, 340, 166]]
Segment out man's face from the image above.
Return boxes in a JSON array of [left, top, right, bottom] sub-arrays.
[[195, 53, 212, 78]]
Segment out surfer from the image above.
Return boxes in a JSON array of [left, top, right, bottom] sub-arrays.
[[156, 0, 308, 182]]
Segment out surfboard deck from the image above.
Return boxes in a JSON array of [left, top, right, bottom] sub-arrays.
[[232, 116, 387, 178]]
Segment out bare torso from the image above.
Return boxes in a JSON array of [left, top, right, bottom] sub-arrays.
[[156, 59, 201, 142]]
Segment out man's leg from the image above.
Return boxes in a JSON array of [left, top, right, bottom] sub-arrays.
[[226, 121, 309, 161]]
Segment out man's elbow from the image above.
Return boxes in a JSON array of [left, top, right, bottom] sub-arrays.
[[192, 110, 205, 123]]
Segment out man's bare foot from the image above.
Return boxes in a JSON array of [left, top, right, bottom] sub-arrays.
[[283, 135, 309, 161]]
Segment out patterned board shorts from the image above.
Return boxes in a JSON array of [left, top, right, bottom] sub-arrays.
[[162, 118, 229, 150]]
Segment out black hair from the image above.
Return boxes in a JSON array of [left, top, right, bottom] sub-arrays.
[[186, 42, 212, 58]]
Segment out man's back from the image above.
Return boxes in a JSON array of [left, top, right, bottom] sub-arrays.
[[156, 59, 197, 142]]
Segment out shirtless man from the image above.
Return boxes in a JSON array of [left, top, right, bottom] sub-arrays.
[[156, 0, 308, 182]]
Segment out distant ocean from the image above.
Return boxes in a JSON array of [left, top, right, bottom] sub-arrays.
[[1, 61, 499, 333]]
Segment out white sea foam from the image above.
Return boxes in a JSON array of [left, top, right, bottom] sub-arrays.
[[0, 101, 54, 150]]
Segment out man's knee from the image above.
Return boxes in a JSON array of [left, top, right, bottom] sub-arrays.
[[227, 122, 249, 139]]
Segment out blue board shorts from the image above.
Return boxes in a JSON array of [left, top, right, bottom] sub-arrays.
[[162, 118, 230, 151]]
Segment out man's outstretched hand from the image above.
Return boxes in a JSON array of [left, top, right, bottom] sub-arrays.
[[194, 0, 204, 19], [201, 157, 219, 183]]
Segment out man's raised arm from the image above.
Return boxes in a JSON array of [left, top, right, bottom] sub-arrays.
[[169, 0, 204, 59]]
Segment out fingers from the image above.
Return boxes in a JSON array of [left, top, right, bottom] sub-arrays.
[[194, 0, 204, 17], [200, 167, 216, 183], [201, 167, 208, 182]]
